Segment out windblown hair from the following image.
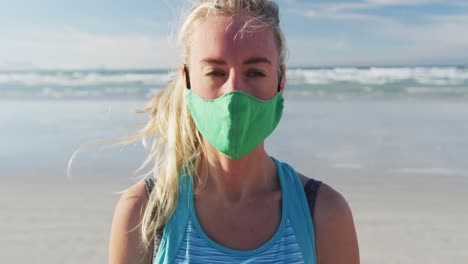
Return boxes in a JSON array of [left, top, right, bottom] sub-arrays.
[[128, 0, 287, 260]]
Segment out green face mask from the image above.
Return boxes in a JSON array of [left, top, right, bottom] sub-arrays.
[[186, 89, 284, 159]]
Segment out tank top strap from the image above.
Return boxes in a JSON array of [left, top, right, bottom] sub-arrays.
[[153, 174, 192, 264], [272, 157, 318, 264]]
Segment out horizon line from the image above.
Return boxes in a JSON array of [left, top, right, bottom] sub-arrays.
[[0, 64, 467, 72]]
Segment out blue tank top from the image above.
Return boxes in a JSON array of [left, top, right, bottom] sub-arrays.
[[147, 157, 319, 263]]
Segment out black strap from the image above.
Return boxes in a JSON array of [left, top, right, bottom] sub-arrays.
[[144, 177, 322, 259], [144, 177, 155, 197], [303, 178, 322, 219]]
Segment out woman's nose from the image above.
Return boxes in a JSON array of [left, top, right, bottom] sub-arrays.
[[223, 70, 245, 93]]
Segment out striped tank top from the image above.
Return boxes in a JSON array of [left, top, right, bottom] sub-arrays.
[[145, 158, 322, 264]]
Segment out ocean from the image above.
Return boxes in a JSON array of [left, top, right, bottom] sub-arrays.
[[1, 66, 468, 100], [1, 66, 468, 184], [1, 66, 468, 263]]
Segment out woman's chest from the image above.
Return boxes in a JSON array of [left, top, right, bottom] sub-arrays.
[[193, 194, 282, 250], [171, 219, 305, 264]]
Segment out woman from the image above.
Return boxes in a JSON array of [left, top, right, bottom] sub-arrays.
[[109, 0, 359, 263]]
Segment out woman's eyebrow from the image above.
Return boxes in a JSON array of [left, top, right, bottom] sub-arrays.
[[200, 57, 272, 66], [244, 57, 272, 65], [200, 58, 226, 65]]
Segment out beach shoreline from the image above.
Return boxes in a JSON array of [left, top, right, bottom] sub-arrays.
[[1, 98, 468, 263]]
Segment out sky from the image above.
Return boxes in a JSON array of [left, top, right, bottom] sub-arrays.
[[0, 0, 467, 69]]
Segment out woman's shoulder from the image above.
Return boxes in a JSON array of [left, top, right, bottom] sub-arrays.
[[298, 173, 359, 263], [297, 173, 352, 219], [111, 180, 149, 232], [115, 180, 150, 214], [108, 180, 149, 263]]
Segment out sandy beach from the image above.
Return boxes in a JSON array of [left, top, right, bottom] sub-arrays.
[[1, 172, 467, 263], [1, 99, 468, 263]]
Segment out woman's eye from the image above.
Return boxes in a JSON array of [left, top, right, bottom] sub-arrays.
[[207, 70, 226, 77], [247, 70, 265, 77]]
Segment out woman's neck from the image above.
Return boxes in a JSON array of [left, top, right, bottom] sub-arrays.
[[199, 141, 279, 203]]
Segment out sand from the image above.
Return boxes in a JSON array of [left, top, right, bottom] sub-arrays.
[[2, 99, 468, 263], [1, 171, 467, 263], [0, 182, 124, 263]]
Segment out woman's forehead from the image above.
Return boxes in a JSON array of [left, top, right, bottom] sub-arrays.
[[189, 15, 279, 65]]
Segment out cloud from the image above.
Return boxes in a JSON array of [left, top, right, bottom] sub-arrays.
[[294, 0, 458, 21], [280, 0, 468, 66], [285, 11, 468, 66], [287, 35, 468, 67], [295, 4, 382, 21], [430, 14, 468, 24], [373, 15, 468, 46], [0, 27, 180, 69], [364, 0, 442, 6], [294, 2, 386, 21], [1, 2, 466, 69]]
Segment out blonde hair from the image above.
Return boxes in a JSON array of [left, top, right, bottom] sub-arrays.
[[129, 0, 287, 259]]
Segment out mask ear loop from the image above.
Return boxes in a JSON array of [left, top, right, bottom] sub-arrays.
[[184, 64, 191, 89], [277, 76, 282, 93], [277, 68, 283, 92]]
